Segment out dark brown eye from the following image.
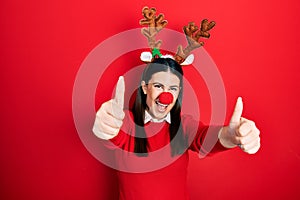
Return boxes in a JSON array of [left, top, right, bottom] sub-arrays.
[[154, 84, 163, 89], [170, 87, 178, 92]]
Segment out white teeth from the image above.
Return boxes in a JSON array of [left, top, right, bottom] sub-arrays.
[[155, 100, 168, 107], [155, 100, 168, 113], [158, 102, 168, 107]]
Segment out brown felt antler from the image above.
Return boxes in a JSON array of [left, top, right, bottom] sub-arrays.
[[139, 6, 168, 50], [174, 19, 216, 64]]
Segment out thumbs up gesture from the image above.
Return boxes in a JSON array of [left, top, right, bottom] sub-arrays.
[[93, 76, 125, 140], [218, 97, 261, 154]]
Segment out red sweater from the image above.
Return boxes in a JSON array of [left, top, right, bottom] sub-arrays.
[[105, 111, 227, 200]]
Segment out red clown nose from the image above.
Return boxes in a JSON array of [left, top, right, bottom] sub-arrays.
[[158, 92, 173, 104]]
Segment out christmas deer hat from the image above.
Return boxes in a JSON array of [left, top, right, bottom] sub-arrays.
[[139, 6, 216, 65]]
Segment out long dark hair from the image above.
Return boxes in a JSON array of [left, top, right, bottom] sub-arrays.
[[132, 58, 188, 157]]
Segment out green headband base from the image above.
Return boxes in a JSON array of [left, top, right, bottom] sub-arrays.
[[152, 48, 162, 58]]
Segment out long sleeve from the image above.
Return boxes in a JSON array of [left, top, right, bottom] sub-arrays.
[[182, 115, 228, 157]]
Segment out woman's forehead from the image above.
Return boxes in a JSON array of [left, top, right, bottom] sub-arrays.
[[150, 71, 180, 85]]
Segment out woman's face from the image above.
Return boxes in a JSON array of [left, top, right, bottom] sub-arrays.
[[142, 70, 181, 120]]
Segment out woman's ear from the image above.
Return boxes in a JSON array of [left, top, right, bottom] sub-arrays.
[[141, 81, 147, 95]]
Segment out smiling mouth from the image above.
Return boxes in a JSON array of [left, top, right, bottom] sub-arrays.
[[155, 100, 169, 112]]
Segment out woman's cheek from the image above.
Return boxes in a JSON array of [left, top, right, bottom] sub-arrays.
[[172, 93, 179, 103], [169, 95, 178, 109]]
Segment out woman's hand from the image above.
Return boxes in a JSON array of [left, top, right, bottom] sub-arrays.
[[92, 76, 125, 140], [219, 97, 261, 154]]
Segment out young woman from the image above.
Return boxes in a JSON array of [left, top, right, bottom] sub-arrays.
[[93, 57, 261, 200]]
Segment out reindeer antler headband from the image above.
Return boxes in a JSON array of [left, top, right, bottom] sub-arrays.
[[140, 6, 216, 65]]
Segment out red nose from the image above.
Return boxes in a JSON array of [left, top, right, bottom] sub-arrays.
[[158, 92, 173, 104]]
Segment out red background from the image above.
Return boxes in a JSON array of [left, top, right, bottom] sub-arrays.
[[1, 0, 300, 199]]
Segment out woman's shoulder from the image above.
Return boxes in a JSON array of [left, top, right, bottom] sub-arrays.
[[180, 113, 206, 131], [181, 113, 197, 124]]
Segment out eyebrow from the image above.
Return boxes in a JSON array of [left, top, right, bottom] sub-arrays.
[[152, 82, 180, 88]]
